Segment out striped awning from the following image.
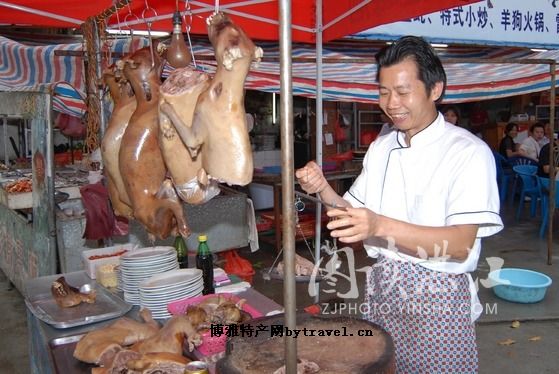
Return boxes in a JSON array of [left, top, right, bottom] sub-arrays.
[[51, 82, 86, 117], [2, 36, 559, 106], [189, 41, 559, 104], [0, 36, 148, 117]]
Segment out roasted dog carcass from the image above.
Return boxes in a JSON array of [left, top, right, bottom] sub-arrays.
[[161, 12, 262, 187], [92, 351, 189, 374], [185, 295, 247, 331], [131, 314, 201, 354], [73, 308, 160, 366], [118, 46, 189, 239], [158, 67, 220, 205], [51, 276, 96, 308], [101, 63, 136, 218]]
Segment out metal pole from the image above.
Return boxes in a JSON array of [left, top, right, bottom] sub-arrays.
[[278, 0, 297, 372], [0, 1, 82, 25], [313, 0, 323, 304], [547, 62, 556, 266], [3, 116, 8, 166], [93, 22, 108, 139]]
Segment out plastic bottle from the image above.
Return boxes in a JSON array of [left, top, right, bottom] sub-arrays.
[[196, 235, 215, 295], [174, 235, 188, 269]]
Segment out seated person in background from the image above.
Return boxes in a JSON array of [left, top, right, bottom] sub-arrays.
[[538, 134, 559, 178], [499, 122, 522, 158], [442, 105, 461, 126], [519, 122, 545, 161]]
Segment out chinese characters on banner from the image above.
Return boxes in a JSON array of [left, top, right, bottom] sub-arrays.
[[356, 0, 559, 48]]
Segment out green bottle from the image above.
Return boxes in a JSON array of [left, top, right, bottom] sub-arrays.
[[196, 235, 215, 295], [174, 235, 188, 269]]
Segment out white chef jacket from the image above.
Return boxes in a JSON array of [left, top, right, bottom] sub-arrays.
[[344, 113, 503, 320], [519, 136, 541, 161]]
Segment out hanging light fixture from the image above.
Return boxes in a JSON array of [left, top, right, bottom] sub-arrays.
[[166, 0, 192, 68]]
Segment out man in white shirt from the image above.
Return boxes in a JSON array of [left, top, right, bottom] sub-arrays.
[[296, 36, 502, 373], [538, 122, 552, 147], [519, 122, 545, 161]]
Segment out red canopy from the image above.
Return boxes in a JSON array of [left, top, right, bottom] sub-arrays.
[[0, 0, 480, 43]]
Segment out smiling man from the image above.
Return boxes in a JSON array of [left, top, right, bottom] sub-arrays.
[[296, 36, 503, 372]]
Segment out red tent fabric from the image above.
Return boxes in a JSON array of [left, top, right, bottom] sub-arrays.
[[0, 0, 480, 43]]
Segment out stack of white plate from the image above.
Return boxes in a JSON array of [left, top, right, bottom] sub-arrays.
[[139, 269, 203, 319], [116, 265, 122, 291], [119, 246, 179, 305]]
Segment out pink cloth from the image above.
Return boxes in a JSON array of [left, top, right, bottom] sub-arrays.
[[80, 182, 128, 240]]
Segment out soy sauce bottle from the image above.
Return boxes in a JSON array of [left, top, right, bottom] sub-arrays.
[[196, 235, 215, 295], [174, 235, 188, 269]]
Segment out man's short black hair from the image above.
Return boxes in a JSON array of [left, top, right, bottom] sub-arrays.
[[376, 36, 447, 103], [530, 122, 544, 133]]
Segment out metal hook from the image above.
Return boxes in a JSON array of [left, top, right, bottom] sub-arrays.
[[140, 4, 158, 69], [114, 7, 123, 35], [124, 13, 141, 37], [182, 0, 196, 68]]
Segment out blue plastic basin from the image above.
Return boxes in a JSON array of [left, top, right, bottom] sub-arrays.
[[488, 268, 552, 304]]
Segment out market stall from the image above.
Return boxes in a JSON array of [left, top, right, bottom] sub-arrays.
[[0, 1, 502, 373], [0, 88, 59, 292]]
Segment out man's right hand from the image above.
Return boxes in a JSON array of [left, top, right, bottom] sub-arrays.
[[295, 161, 329, 194]]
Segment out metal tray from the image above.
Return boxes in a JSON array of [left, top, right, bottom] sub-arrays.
[[25, 271, 131, 329], [49, 334, 93, 374]]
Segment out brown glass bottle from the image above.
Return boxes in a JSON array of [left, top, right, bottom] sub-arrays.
[[173, 235, 188, 269]]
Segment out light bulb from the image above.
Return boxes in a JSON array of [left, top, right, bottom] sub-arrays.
[[166, 11, 192, 69]]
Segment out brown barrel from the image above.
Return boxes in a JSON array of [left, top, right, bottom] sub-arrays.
[[216, 313, 395, 374]]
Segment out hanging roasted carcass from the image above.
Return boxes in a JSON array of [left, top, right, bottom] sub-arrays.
[[158, 67, 220, 204], [101, 64, 136, 218], [119, 45, 189, 239], [160, 12, 263, 187]]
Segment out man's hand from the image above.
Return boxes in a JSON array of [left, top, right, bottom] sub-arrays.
[[295, 161, 329, 194], [326, 207, 378, 243]]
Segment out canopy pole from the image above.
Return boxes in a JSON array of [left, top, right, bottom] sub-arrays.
[[313, 0, 324, 304], [547, 61, 556, 266], [2, 116, 7, 166], [0, 1, 82, 25], [278, 0, 297, 373]]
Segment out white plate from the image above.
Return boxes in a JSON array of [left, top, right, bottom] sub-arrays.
[[139, 269, 203, 289], [140, 281, 203, 295], [121, 264, 179, 279], [121, 246, 175, 261], [120, 258, 177, 269], [140, 287, 203, 302]]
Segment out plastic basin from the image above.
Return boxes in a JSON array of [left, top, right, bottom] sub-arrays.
[[488, 268, 552, 304]]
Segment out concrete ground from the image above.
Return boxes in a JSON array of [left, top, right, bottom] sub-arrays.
[[1, 197, 559, 373]]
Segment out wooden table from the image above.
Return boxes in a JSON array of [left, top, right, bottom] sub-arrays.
[[252, 168, 361, 251]]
